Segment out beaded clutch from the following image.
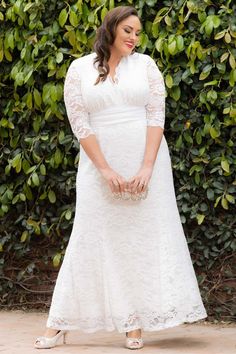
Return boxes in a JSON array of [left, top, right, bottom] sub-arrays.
[[112, 188, 148, 201]]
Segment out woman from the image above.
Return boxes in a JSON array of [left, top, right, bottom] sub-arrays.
[[34, 5, 207, 350]]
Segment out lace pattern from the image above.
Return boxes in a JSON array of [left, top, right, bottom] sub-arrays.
[[47, 306, 207, 333], [145, 57, 165, 129], [64, 62, 95, 141]]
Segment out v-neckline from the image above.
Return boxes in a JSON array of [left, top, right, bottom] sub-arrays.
[[108, 56, 125, 84]]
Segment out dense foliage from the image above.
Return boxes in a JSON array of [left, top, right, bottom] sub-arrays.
[[0, 0, 235, 319]]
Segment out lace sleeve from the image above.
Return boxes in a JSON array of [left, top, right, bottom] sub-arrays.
[[64, 61, 95, 141], [145, 56, 166, 129]]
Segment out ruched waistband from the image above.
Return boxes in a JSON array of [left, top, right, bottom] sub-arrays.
[[89, 105, 146, 128]]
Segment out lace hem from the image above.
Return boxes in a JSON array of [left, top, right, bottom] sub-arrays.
[[46, 307, 208, 333]]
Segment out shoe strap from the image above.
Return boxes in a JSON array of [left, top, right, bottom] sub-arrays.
[[126, 337, 143, 343]]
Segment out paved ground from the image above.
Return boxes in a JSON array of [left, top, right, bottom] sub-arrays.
[[0, 311, 235, 354]]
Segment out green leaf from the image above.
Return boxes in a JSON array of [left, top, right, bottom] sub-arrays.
[[220, 52, 229, 62], [1, 204, 9, 213], [109, 0, 114, 9], [32, 172, 40, 186], [196, 214, 205, 225], [68, 30, 76, 46], [53, 253, 61, 267], [56, 52, 63, 64], [26, 92, 32, 109], [207, 189, 214, 200], [215, 30, 226, 40], [209, 126, 220, 139], [33, 117, 41, 133], [19, 193, 26, 201], [214, 196, 221, 208], [196, 130, 202, 144], [5, 165, 11, 175], [165, 74, 173, 88], [48, 190, 56, 203], [33, 88, 42, 107], [170, 86, 181, 101], [164, 15, 172, 27], [212, 15, 221, 28], [39, 191, 47, 200], [40, 164, 46, 175], [168, 40, 176, 55], [59, 8, 68, 27], [27, 219, 40, 234], [205, 21, 213, 36], [25, 165, 36, 175], [225, 194, 235, 204], [152, 22, 159, 38], [101, 7, 108, 21], [204, 80, 218, 87], [224, 32, 231, 43], [8, 33, 14, 49], [229, 54, 236, 69], [199, 71, 210, 80], [4, 49, 12, 62], [24, 69, 33, 83], [88, 12, 94, 23], [21, 231, 28, 242], [58, 130, 65, 143], [155, 37, 163, 52], [221, 197, 228, 210], [8, 121, 14, 129], [15, 158, 22, 173], [12, 153, 21, 168], [175, 135, 182, 149], [139, 33, 148, 49], [176, 35, 184, 51], [54, 148, 62, 164], [221, 160, 230, 173], [69, 10, 79, 27], [50, 85, 57, 102], [183, 131, 193, 144], [24, 3, 34, 12], [12, 195, 19, 204], [229, 69, 236, 87], [65, 209, 72, 220]]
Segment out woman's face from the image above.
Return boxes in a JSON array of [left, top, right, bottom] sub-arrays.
[[111, 15, 142, 56]]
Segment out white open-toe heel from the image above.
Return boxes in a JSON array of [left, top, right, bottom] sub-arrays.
[[34, 330, 68, 349], [125, 331, 144, 350]]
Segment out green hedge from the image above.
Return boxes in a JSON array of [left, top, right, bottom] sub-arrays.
[[0, 0, 235, 319]]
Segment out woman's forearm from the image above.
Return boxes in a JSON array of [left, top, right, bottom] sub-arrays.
[[142, 126, 164, 168], [79, 134, 110, 171], [80, 134, 127, 194]]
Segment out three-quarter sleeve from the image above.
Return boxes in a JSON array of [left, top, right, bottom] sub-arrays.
[[64, 61, 95, 141], [145, 56, 166, 129]]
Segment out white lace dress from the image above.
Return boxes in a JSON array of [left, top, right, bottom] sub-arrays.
[[46, 52, 207, 333]]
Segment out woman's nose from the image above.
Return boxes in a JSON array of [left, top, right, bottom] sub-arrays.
[[129, 32, 136, 41]]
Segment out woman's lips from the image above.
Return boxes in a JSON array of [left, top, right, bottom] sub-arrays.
[[125, 42, 133, 49]]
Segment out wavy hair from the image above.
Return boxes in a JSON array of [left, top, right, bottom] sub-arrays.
[[93, 6, 140, 85]]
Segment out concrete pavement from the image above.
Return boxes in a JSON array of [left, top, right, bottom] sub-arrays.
[[0, 310, 235, 354]]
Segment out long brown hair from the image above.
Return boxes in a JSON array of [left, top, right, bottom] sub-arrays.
[[93, 6, 140, 85]]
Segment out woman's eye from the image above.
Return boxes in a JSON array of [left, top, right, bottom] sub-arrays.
[[124, 28, 141, 36]]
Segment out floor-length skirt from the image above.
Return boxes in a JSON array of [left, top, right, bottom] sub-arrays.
[[46, 115, 207, 333]]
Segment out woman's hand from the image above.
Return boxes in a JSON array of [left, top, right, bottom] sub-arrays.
[[128, 166, 154, 194], [99, 167, 127, 194]]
